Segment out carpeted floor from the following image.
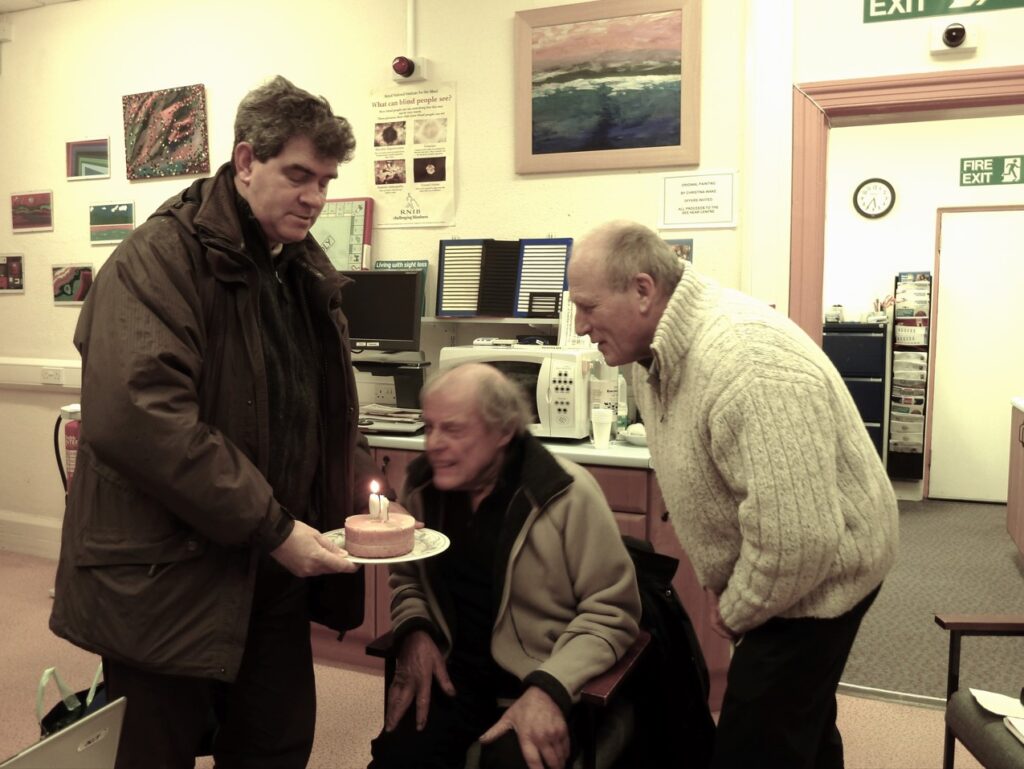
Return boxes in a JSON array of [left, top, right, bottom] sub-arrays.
[[842, 499, 1024, 700], [0, 547, 989, 769]]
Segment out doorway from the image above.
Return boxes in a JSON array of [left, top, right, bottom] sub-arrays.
[[788, 65, 1024, 495], [788, 65, 1024, 346], [928, 206, 1024, 502]]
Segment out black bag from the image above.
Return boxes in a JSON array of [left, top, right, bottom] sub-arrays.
[[37, 663, 107, 738], [619, 536, 717, 769]]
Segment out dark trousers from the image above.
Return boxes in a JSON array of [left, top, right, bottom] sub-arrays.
[[103, 558, 316, 769], [369, 660, 573, 769], [710, 585, 880, 769]]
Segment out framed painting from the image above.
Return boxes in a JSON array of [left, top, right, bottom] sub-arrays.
[[89, 201, 135, 245], [665, 237, 694, 263], [0, 254, 25, 293], [52, 263, 94, 306], [122, 84, 210, 180], [11, 191, 53, 233], [514, 0, 700, 174], [66, 138, 110, 179]]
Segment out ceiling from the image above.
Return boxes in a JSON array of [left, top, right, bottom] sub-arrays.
[[0, 0, 76, 13]]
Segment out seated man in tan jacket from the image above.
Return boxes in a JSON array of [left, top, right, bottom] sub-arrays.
[[369, 363, 641, 769]]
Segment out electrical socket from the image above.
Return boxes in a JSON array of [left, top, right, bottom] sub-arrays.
[[40, 367, 63, 385], [374, 383, 397, 405]]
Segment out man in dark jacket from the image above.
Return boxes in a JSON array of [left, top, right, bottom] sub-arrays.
[[49, 76, 380, 769]]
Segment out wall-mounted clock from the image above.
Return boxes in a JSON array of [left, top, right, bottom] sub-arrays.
[[853, 178, 895, 219]]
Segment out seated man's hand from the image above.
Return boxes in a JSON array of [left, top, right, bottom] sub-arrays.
[[385, 629, 455, 732], [478, 686, 569, 769], [269, 520, 359, 577]]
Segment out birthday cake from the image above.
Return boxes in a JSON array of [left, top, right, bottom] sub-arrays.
[[343, 513, 417, 558]]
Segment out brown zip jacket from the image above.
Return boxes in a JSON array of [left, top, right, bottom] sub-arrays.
[[49, 163, 375, 681]]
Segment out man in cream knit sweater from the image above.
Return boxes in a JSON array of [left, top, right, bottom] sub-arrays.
[[568, 220, 898, 769]]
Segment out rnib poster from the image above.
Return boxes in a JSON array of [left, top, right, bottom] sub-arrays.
[[371, 83, 455, 228]]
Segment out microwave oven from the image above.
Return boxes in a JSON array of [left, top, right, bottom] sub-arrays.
[[438, 345, 604, 439]]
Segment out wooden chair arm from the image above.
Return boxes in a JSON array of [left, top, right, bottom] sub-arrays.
[[935, 614, 1024, 634], [580, 629, 651, 707], [366, 630, 396, 659], [366, 628, 651, 710]]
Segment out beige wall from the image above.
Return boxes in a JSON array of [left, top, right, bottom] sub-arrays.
[[794, 1, 1024, 80], [0, 0, 774, 553], [2, 0, 1023, 553], [824, 115, 1024, 320]]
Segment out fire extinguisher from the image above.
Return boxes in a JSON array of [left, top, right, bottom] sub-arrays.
[[54, 403, 81, 493]]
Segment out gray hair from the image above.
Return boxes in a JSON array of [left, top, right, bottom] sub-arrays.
[[583, 220, 685, 294], [234, 75, 355, 163], [422, 363, 532, 436]]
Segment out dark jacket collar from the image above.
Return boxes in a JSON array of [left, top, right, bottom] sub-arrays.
[[407, 432, 574, 627], [405, 431, 572, 514], [150, 162, 345, 303]]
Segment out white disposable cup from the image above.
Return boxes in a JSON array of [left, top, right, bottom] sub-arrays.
[[591, 408, 615, 450]]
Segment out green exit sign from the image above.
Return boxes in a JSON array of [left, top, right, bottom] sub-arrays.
[[865, 0, 1024, 23], [960, 156, 1023, 186]]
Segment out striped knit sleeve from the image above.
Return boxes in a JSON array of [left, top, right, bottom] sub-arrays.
[[711, 371, 847, 634]]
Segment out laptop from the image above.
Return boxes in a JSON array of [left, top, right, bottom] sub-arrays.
[[358, 417, 425, 435], [1, 696, 125, 769], [358, 405, 425, 435]]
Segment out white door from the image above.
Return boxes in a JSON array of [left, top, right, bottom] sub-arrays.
[[929, 208, 1024, 502]]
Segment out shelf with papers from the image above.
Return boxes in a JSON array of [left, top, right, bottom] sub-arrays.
[[887, 272, 932, 481]]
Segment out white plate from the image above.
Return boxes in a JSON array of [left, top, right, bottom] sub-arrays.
[[622, 433, 648, 447], [323, 527, 451, 564]]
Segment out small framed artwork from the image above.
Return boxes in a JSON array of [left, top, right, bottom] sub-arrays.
[[52, 263, 94, 306], [67, 138, 111, 179], [89, 201, 135, 245], [0, 254, 25, 293], [11, 191, 54, 233], [665, 238, 694, 263], [122, 83, 210, 180], [514, 0, 701, 174]]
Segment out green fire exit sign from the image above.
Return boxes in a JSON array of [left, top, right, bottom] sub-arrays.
[[960, 156, 1023, 186], [865, 0, 1024, 23]]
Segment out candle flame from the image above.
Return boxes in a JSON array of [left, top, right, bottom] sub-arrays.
[[370, 480, 380, 494]]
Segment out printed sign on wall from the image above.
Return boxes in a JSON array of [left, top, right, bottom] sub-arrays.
[[960, 155, 1023, 186], [865, 0, 1024, 24], [370, 83, 456, 228]]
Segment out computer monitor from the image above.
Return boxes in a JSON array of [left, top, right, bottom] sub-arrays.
[[340, 270, 423, 353]]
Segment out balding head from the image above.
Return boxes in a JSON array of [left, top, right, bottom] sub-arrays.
[[572, 220, 685, 296], [421, 363, 533, 437], [420, 363, 533, 507]]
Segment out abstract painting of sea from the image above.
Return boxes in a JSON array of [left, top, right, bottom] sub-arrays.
[[530, 10, 682, 155]]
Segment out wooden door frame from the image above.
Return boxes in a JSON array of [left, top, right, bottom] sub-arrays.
[[788, 65, 1024, 346]]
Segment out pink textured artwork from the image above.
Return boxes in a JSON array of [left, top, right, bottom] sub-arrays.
[[122, 84, 210, 180]]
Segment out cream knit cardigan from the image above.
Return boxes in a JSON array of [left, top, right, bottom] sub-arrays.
[[634, 269, 898, 634]]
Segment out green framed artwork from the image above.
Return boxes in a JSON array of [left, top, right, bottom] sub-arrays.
[[89, 202, 135, 245], [66, 138, 110, 179]]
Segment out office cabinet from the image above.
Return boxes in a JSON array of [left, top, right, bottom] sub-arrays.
[[822, 321, 890, 459]]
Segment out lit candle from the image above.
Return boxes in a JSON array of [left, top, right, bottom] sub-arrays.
[[369, 480, 382, 521]]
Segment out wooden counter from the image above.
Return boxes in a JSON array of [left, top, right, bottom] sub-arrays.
[[1008, 399, 1024, 557]]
